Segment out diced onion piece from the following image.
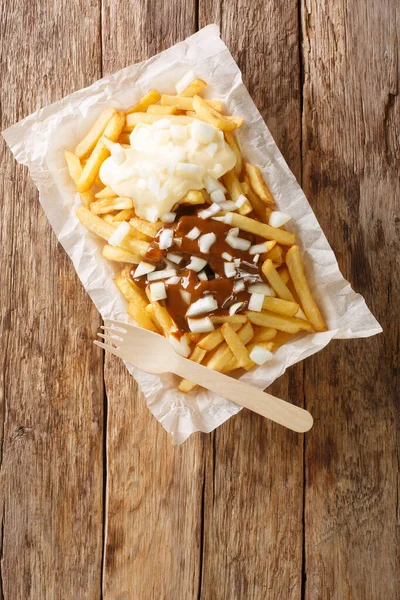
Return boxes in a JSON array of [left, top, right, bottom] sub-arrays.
[[149, 281, 167, 301], [197, 270, 208, 281], [233, 258, 241, 266], [175, 70, 196, 94], [214, 163, 224, 177], [176, 162, 204, 175], [173, 237, 182, 246], [169, 334, 191, 358], [154, 129, 171, 145], [108, 221, 131, 246], [229, 227, 239, 237], [249, 243, 268, 255], [229, 302, 243, 316], [187, 317, 215, 333], [153, 118, 172, 130], [233, 280, 245, 293], [248, 293, 264, 312], [223, 213, 233, 225], [253, 253, 260, 264], [148, 174, 160, 196], [198, 232, 217, 253], [203, 174, 226, 194], [186, 226, 201, 240], [134, 261, 156, 278], [248, 283, 275, 296], [218, 201, 237, 212], [269, 211, 292, 228], [206, 142, 218, 157], [146, 208, 159, 223], [198, 203, 221, 219], [210, 189, 225, 204], [158, 228, 174, 249], [147, 268, 177, 281], [161, 212, 176, 223], [180, 290, 191, 304], [187, 138, 200, 153], [171, 125, 188, 141], [186, 296, 218, 317], [191, 120, 215, 144], [235, 194, 247, 208], [226, 235, 251, 251], [110, 144, 125, 165], [249, 345, 274, 366], [166, 252, 183, 264], [166, 276, 181, 285], [222, 251, 232, 261], [211, 216, 226, 222], [224, 262, 236, 278], [186, 256, 208, 272]]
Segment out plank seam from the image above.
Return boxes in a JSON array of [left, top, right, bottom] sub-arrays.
[[197, 464, 206, 600], [0, 504, 4, 600]]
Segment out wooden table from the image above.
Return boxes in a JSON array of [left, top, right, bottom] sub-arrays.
[[1, 1, 399, 598]]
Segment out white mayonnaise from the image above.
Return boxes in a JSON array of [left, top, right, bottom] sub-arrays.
[[99, 118, 236, 222]]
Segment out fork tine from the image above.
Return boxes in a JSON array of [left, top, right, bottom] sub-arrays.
[[94, 340, 122, 356], [97, 332, 121, 343], [99, 326, 124, 339], [103, 319, 127, 332]]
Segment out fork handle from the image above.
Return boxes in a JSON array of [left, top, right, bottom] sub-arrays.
[[173, 358, 313, 433]]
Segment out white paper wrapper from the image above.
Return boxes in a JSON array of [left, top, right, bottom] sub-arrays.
[[3, 25, 382, 444]]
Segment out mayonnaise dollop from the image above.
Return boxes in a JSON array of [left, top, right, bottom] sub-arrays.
[[99, 118, 236, 222]]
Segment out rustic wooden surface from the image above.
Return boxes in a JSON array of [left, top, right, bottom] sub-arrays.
[[0, 1, 398, 599]]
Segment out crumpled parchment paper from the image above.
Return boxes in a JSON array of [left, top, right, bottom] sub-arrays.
[[3, 25, 382, 443]]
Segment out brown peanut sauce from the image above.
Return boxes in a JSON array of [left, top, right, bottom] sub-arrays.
[[132, 211, 266, 334]]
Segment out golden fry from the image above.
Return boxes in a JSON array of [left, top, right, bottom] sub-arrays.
[[222, 170, 252, 215], [242, 174, 267, 220], [221, 323, 251, 368], [95, 186, 117, 199], [124, 112, 192, 131], [230, 213, 295, 246], [127, 301, 160, 333], [129, 216, 162, 238], [113, 208, 135, 222], [251, 327, 278, 344], [114, 273, 148, 310], [192, 95, 239, 132], [75, 107, 117, 159], [197, 323, 241, 351], [147, 104, 177, 115], [178, 346, 207, 393], [102, 245, 141, 264], [224, 132, 243, 178], [210, 314, 247, 325], [180, 78, 207, 97], [286, 245, 328, 332], [277, 266, 290, 285], [126, 89, 161, 115], [244, 163, 275, 206], [181, 190, 205, 205], [262, 259, 295, 302], [262, 297, 300, 317], [161, 94, 222, 112], [64, 150, 82, 184], [246, 310, 314, 334], [90, 197, 133, 215], [118, 132, 131, 145], [206, 322, 254, 371], [266, 244, 284, 267]]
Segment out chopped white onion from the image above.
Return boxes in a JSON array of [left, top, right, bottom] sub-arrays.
[[173, 237, 182, 246], [229, 302, 243, 316], [134, 261, 156, 278], [198, 203, 221, 219], [148, 174, 160, 196], [218, 201, 237, 212], [226, 235, 251, 251], [211, 216, 226, 222], [197, 270, 208, 281], [153, 118, 172, 130], [166, 276, 181, 285], [147, 268, 177, 281], [191, 120, 215, 144], [161, 212, 176, 223], [145, 208, 159, 223], [249, 345, 274, 365], [176, 162, 204, 175], [186, 138, 200, 153], [186, 256, 208, 272], [249, 243, 267, 255], [229, 227, 239, 237], [154, 129, 171, 145], [233, 258, 241, 267], [158, 228, 174, 249], [253, 253, 260, 264], [186, 296, 218, 317], [206, 142, 218, 157], [169, 334, 191, 358], [175, 70, 196, 94], [248, 283, 275, 296], [110, 144, 125, 165], [180, 290, 191, 304], [224, 262, 236, 278], [222, 251, 232, 261], [187, 317, 215, 333], [166, 252, 183, 264], [213, 163, 224, 177], [149, 281, 167, 302], [171, 124, 188, 141], [108, 221, 130, 246], [210, 189, 225, 204], [269, 211, 292, 228], [235, 194, 247, 208], [223, 213, 233, 225], [233, 280, 245, 293], [203, 174, 226, 194], [248, 293, 264, 312], [186, 226, 201, 240], [198, 232, 217, 253]]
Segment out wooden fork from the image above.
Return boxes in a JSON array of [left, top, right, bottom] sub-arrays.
[[95, 319, 313, 433]]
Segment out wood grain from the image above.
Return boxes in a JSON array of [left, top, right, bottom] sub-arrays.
[[100, 4, 205, 598], [301, 0, 400, 598], [0, 1, 104, 598], [198, 1, 305, 597]]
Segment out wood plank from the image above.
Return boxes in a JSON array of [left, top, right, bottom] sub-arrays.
[[198, 2, 304, 597], [0, 1, 104, 598], [301, 1, 400, 598], [99, 5, 205, 598]]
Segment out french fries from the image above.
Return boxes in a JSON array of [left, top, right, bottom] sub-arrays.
[[67, 78, 328, 395], [244, 163, 275, 206], [286, 246, 328, 332], [126, 89, 161, 115]]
